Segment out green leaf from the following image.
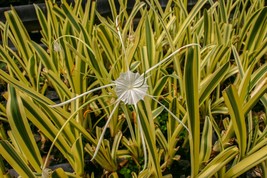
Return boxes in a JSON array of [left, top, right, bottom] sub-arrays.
[[47, 70, 72, 99], [71, 136, 84, 176], [238, 61, 255, 102], [30, 41, 57, 72], [238, 7, 267, 52], [111, 131, 123, 163], [122, 2, 147, 40], [137, 99, 162, 177], [21, 95, 74, 166], [199, 116, 213, 164], [198, 146, 239, 178], [250, 63, 267, 92], [203, 9, 212, 45], [61, 4, 81, 32], [145, 15, 155, 68], [0, 69, 54, 106], [218, 0, 228, 23], [4, 8, 32, 61], [184, 45, 200, 176], [51, 168, 69, 178], [173, 0, 208, 44], [245, 7, 267, 53], [34, 4, 48, 40], [223, 85, 247, 158], [85, 142, 117, 172], [243, 80, 267, 115], [225, 145, 267, 177], [199, 62, 230, 105], [0, 46, 28, 84], [0, 141, 36, 178], [6, 86, 43, 172]]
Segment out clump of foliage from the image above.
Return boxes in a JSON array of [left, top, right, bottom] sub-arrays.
[[0, 0, 266, 177]]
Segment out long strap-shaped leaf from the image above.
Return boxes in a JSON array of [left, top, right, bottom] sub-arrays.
[[184, 45, 200, 176], [0, 70, 67, 113], [4, 8, 32, 62], [198, 146, 239, 178], [0, 140, 36, 178], [21, 95, 74, 167], [137, 100, 162, 177], [0, 69, 97, 145], [225, 145, 267, 177], [199, 62, 230, 105], [199, 116, 213, 164], [6, 86, 43, 172], [173, 0, 207, 44], [0, 46, 28, 85], [223, 85, 247, 158]]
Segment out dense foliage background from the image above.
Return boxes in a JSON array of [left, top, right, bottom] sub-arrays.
[[0, 0, 266, 177]]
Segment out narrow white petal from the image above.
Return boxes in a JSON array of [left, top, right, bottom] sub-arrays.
[[91, 100, 121, 161], [134, 104, 148, 172], [49, 83, 115, 107], [145, 43, 200, 74]]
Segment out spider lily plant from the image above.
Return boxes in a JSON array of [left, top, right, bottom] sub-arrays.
[[44, 1, 203, 176], [49, 33, 198, 165], [0, 0, 266, 177]]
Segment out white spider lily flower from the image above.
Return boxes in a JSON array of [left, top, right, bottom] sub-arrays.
[[48, 39, 199, 171], [115, 71, 148, 105]]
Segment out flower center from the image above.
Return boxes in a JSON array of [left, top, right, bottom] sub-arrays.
[[114, 71, 148, 105]]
